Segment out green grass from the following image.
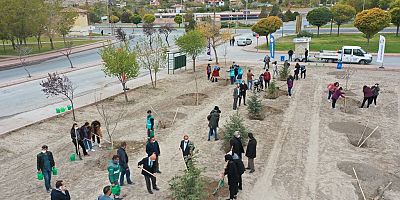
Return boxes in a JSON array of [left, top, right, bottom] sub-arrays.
[[308, 23, 396, 29], [257, 34, 400, 53], [0, 38, 100, 56]]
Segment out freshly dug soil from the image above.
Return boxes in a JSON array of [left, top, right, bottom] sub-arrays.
[[328, 122, 380, 147], [176, 93, 209, 106]]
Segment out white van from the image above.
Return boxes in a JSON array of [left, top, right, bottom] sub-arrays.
[[236, 37, 252, 46]]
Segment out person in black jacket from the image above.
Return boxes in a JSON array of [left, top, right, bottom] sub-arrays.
[[117, 141, 133, 186], [245, 133, 257, 173], [37, 145, 55, 192], [51, 180, 70, 200], [146, 137, 161, 173], [138, 153, 159, 194], [179, 135, 195, 168], [230, 131, 245, 159], [222, 154, 239, 200], [70, 123, 88, 159], [239, 82, 248, 106]]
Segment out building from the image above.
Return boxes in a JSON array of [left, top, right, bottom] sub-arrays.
[[63, 7, 90, 36], [150, 0, 160, 6], [229, 0, 241, 8], [206, 0, 225, 8], [171, 4, 185, 13]]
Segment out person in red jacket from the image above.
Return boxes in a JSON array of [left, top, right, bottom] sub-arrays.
[[263, 69, 271, 89], [361, 85, 373, 108], [332, 87, 345, 109]]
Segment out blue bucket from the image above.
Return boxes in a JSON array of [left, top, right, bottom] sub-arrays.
[[337, 62, 342, 70], [280, 55, 285, 61]]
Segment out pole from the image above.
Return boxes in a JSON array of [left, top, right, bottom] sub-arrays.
[[245, 0, 248, 25], [256, 37, 258, 53], [362, 0, 366, 10]]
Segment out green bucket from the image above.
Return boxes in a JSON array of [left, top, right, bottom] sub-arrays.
[[52, 167, 58, 175], [60, 107, 66, 112], [111, 185, 121, 195], [69, 153, 76, 161], [37, 172, 43, 180], [56, 108, 61, 113], [67, 105, 72, 110]]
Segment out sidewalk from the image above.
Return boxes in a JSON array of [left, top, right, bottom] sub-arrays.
[[0, 39, 114, 70]]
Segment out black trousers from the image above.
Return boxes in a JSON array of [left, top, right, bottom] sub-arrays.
[[229, 183, 238, 199], [264, 80, 270, 88], [144, 176, 157, 192], [332, 98, 337, 108], [91, 134, 100, 144], [239, 93, 246, 106], [372, 95, 378, 105], [361, 97, 373, 108], [72, 140, 88, 156], [301, 71, 306, 79], [294, 73, 299, 80], [238, 175, 242, 189]]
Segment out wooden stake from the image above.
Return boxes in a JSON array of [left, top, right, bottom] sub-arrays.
[[171, 108, 179, 126], [373, 182, 392, 200], [150, 105, 160, 118], [352, 167, 367, 200], [358, 126, 379, 148], [357, 119, 370, 147]]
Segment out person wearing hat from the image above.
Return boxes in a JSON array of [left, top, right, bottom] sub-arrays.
[[371, 83, 380, 107], [221, 154, 239, 200], [207, 106, 221, 141], [138, 153, 159, 194], [146, 137, 161, 173], [146, 110, 155, 138], [179, 135, 196, 168], [37, 145, 55, 193]]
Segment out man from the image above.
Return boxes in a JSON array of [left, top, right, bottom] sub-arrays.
[[230, 131, 244, 160], [239, 82, 248, 106], [98, 186, 113, 200], [207, 106, 220, 141], [288, 49, 294, 61], [222, 154, 239, 200], [70, 123, 88, 159], [304, 48, 309, 62], [37, 145, 55, 193], [179, 135, 195, 167], [146, 110, 155, 138], [245, 133, 257, 173], [233, 84, 240, 110], [81, 122, 94, 152], [263, 69, 271, 89], [146, 137, 161, 173], [138, 153, 159, 194], [246, 69, 254, 90], [117, 142, 133, 186], [51, 180, 70, 200], [108, 155, 122, 200], [264, 55, 270, 69]]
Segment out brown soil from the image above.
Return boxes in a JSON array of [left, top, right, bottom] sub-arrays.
[[176, 93, 209, 106], [326, 71, 346, 79], [338, 97, 362, 114], [204, 179, 230, 200], [264, 106, 284, 115], [216, 78, 230, 87], [343, 90, 357, 96], [328, 121, 380, 148], [264, 89, 287, 99]]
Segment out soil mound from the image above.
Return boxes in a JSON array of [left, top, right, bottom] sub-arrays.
[[327, 71, 346, 78], [328, 122, 380, 147], [265, 106, 283, 115], [177, 93, 209, 106], [265, 89, 287, 99], [337, 98, 361, 115]]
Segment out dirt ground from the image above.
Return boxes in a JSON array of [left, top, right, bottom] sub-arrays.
[[1, 62, 400, 200]]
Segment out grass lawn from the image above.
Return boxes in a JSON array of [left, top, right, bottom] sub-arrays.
[[0, 37, 100, 56], [307, 23, 396, 29], [256, 34, 400, 53]]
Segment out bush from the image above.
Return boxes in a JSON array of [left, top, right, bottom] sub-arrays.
[[247, 94, 265, 120], [222, 113, 248, 149], [279, 62, 290, 81], [297, 30, 313, 38], [267, 80, 279, 99]]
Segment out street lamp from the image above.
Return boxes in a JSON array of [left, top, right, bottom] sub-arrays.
[[245, 0, 248, 25]]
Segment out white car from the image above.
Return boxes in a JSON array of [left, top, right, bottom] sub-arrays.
[[236, 37, 252, 46]]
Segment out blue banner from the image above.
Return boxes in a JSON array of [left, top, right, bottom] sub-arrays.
[[269, 34, 275, 59]]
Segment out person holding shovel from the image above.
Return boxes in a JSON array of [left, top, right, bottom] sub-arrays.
[[179, 135, 195, 168], [138, 153, 159, 194], [332, 87, 345, 109], [108, 155, 123, 200], [70, 123, 88, 159], [361, 85, 373, 108], [37, 145, 55, 193], [91, 120, 102, 147], [146, 137, 161, 173], [146, 110, 155, 138], [221, 154, 239, 200]]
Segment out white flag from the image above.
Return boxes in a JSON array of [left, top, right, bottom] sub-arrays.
[[376, 35, 385, 63]]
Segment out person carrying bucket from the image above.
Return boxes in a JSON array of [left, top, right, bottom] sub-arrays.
[[108, 155, 123, 200], [37, 145, 55, 193]]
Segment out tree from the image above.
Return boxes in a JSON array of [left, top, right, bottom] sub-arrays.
[[44, 0, 63, 50], [251, 16, 283, 46], [115, 28, 127, 43], [354, 8, 391, 44], [40, 73, 77, 121], [269, 4, 282, 16], [306, 7, 332, 36], [391, 7, 400, 36], [331, 4, 356, 36], [60, 41, 74, 68], [100, 43, 140, 102], [136, 35, 167, 88], [247, 94, 264, 120], [391, 0, 400, 8], [110, 15, 120, 23], [223, 113, 248, 145], [58, 10, 78, 45], [15, 45, 32, 78], [158, 24, 175, 47], [259, 6, 269, 18], [267, 80, 279, 99], [121, 11, 132, 23], [175, 30, 207, 72], [284, 9, 295, 22], [174, 14, 183, 27], [196, 23, 231, 64], [143, 14, 156, 24], [184, 12, 196, 32], [143, 23, 157, 49], [130, 14, 142, 27]]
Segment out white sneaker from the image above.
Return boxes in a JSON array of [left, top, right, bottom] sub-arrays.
[[328, 99, 331, 103], [288, 96, 291, 98], [91, 149, 95, 152], [98, 144, 101, 148]]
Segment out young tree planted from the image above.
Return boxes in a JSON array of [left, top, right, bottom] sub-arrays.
[[60, 41, 74, 68], [251, 16, 282, 46], [158, 24, 175, 47], [331, 4, 356, 36], [306, 7, 332, 36], [174, 14, 183, 27], [196, 23, 231, 64], [175, 30, 207, 72], [354, 8, 391, 44], [16, 45, 32, 78], [130, 14, 142, 27]]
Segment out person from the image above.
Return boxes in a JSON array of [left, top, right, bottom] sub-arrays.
[[138, 153, 159, 194], [108, 155, 122, 200], [300, 64, 306, 79], [146, 110, 155, 138], [206, 64, 212, 80], [272, 61, 279, 78], [232, 36, 235, 46], [246, 69, 254, 90], [361, 85, 373, 108], [101, 30, 104, 36], [117, 142, 133, 186], [263, 55, 270, 69], [233, 84, 240, 110], [179, 135, 195, 167], [91, 120, 102, 147], [37, 145, 55, 193], [258, 73, 264, 90], [263, 69, 271, 88], [239, 82, 248, 106], [237, 66, 243, 82], [70, 123, 88, 159], [98, 186, 113, 200], [51, 180, 70, 200], [228, 66, 235, 85], [207, 106, 220, 141], [82, 122, 94, 152], [222, 154, 239, 200], [211, 65, 220, 82], [327, 82, 339, 102], [233, 64, 239, 81], [245, 133, 257, 173], [294, 63, 300, 80], [304, 48, 309, 62], [288, 49, 294, 61], [332, 87, 345, 109], [371, 83, 380, 107], [287, 75, 294, 98], [146, 137, 161, 173], [230, 131, 245, 160], [233, 156, 245, 190]]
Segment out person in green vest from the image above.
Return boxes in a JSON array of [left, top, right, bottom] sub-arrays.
[[146, 110, 154, 138], [108, 155, 122, 200]]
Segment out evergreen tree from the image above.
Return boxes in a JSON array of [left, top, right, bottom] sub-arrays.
[[267, 80, 279, 99], [223, 113, 248, 144], [279, 62, 290, 81], [247, 94, 265, 120], [269, 4, 282, 16]]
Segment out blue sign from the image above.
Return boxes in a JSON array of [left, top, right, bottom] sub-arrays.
[[269, 34, 275, 59]]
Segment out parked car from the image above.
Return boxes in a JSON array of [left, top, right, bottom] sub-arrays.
[[314, 46, 372, 64], [236, 37, 252, 46]]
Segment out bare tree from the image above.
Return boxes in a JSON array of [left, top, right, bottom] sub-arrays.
[[158, 24, 175, 47], [115, 27, 127, 43], [95, 95, 127, 149], [40, 73, 77, 121], [60, 41, 74, 68], [15, 45, 32, 78], [143, 23, 156, 49]]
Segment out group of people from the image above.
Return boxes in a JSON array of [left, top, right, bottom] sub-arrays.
[[70, 121, 103, 159], [207, 63, 221, 82], [326, 82, 380, 109], [361, 83, 380, 108]]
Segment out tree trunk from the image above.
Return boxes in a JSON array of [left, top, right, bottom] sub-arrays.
[[266, 35, 269, 46], [192, 56, 196, 72], [397, 25, 399, 37], [337, 24, 340, 36], [63, 35, 66, 46], [367, 37, 370, 46], [149, 68, 155, 88], [70, 100, 76, 121], [50, 37, 54, 50], [178, 23, 181, 28], [11, 39, 15, 50], [122, 82, 128, 102], [2, 40, 5, 53], [330, 20, 333, 35], [23, 38, 27, 45], [154, 72, 157, 88], [36, 36, 41, 50], [67, 55, 73, 68], [165, 35, 170, 47], [212, 45, 218, 64], [194, 73, 198, 106], [317, 26, 320, 37]]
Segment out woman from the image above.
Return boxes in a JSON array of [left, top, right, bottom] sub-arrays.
[[245, 133, 257, 173], [272, 61, 278, 78], [287, 75, 294, 98], [70, 123, 88, 159], [222, 154, 239, 200], [371, 83, 380, 107], [332, 87, 345, 109], [211, 66, 220, 82], [361, 85, 373, 108], [91, 120, 102, 147], [206, 64, 211, 80], [228, 66, 235, 85], [327, 82, 339, 102]]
